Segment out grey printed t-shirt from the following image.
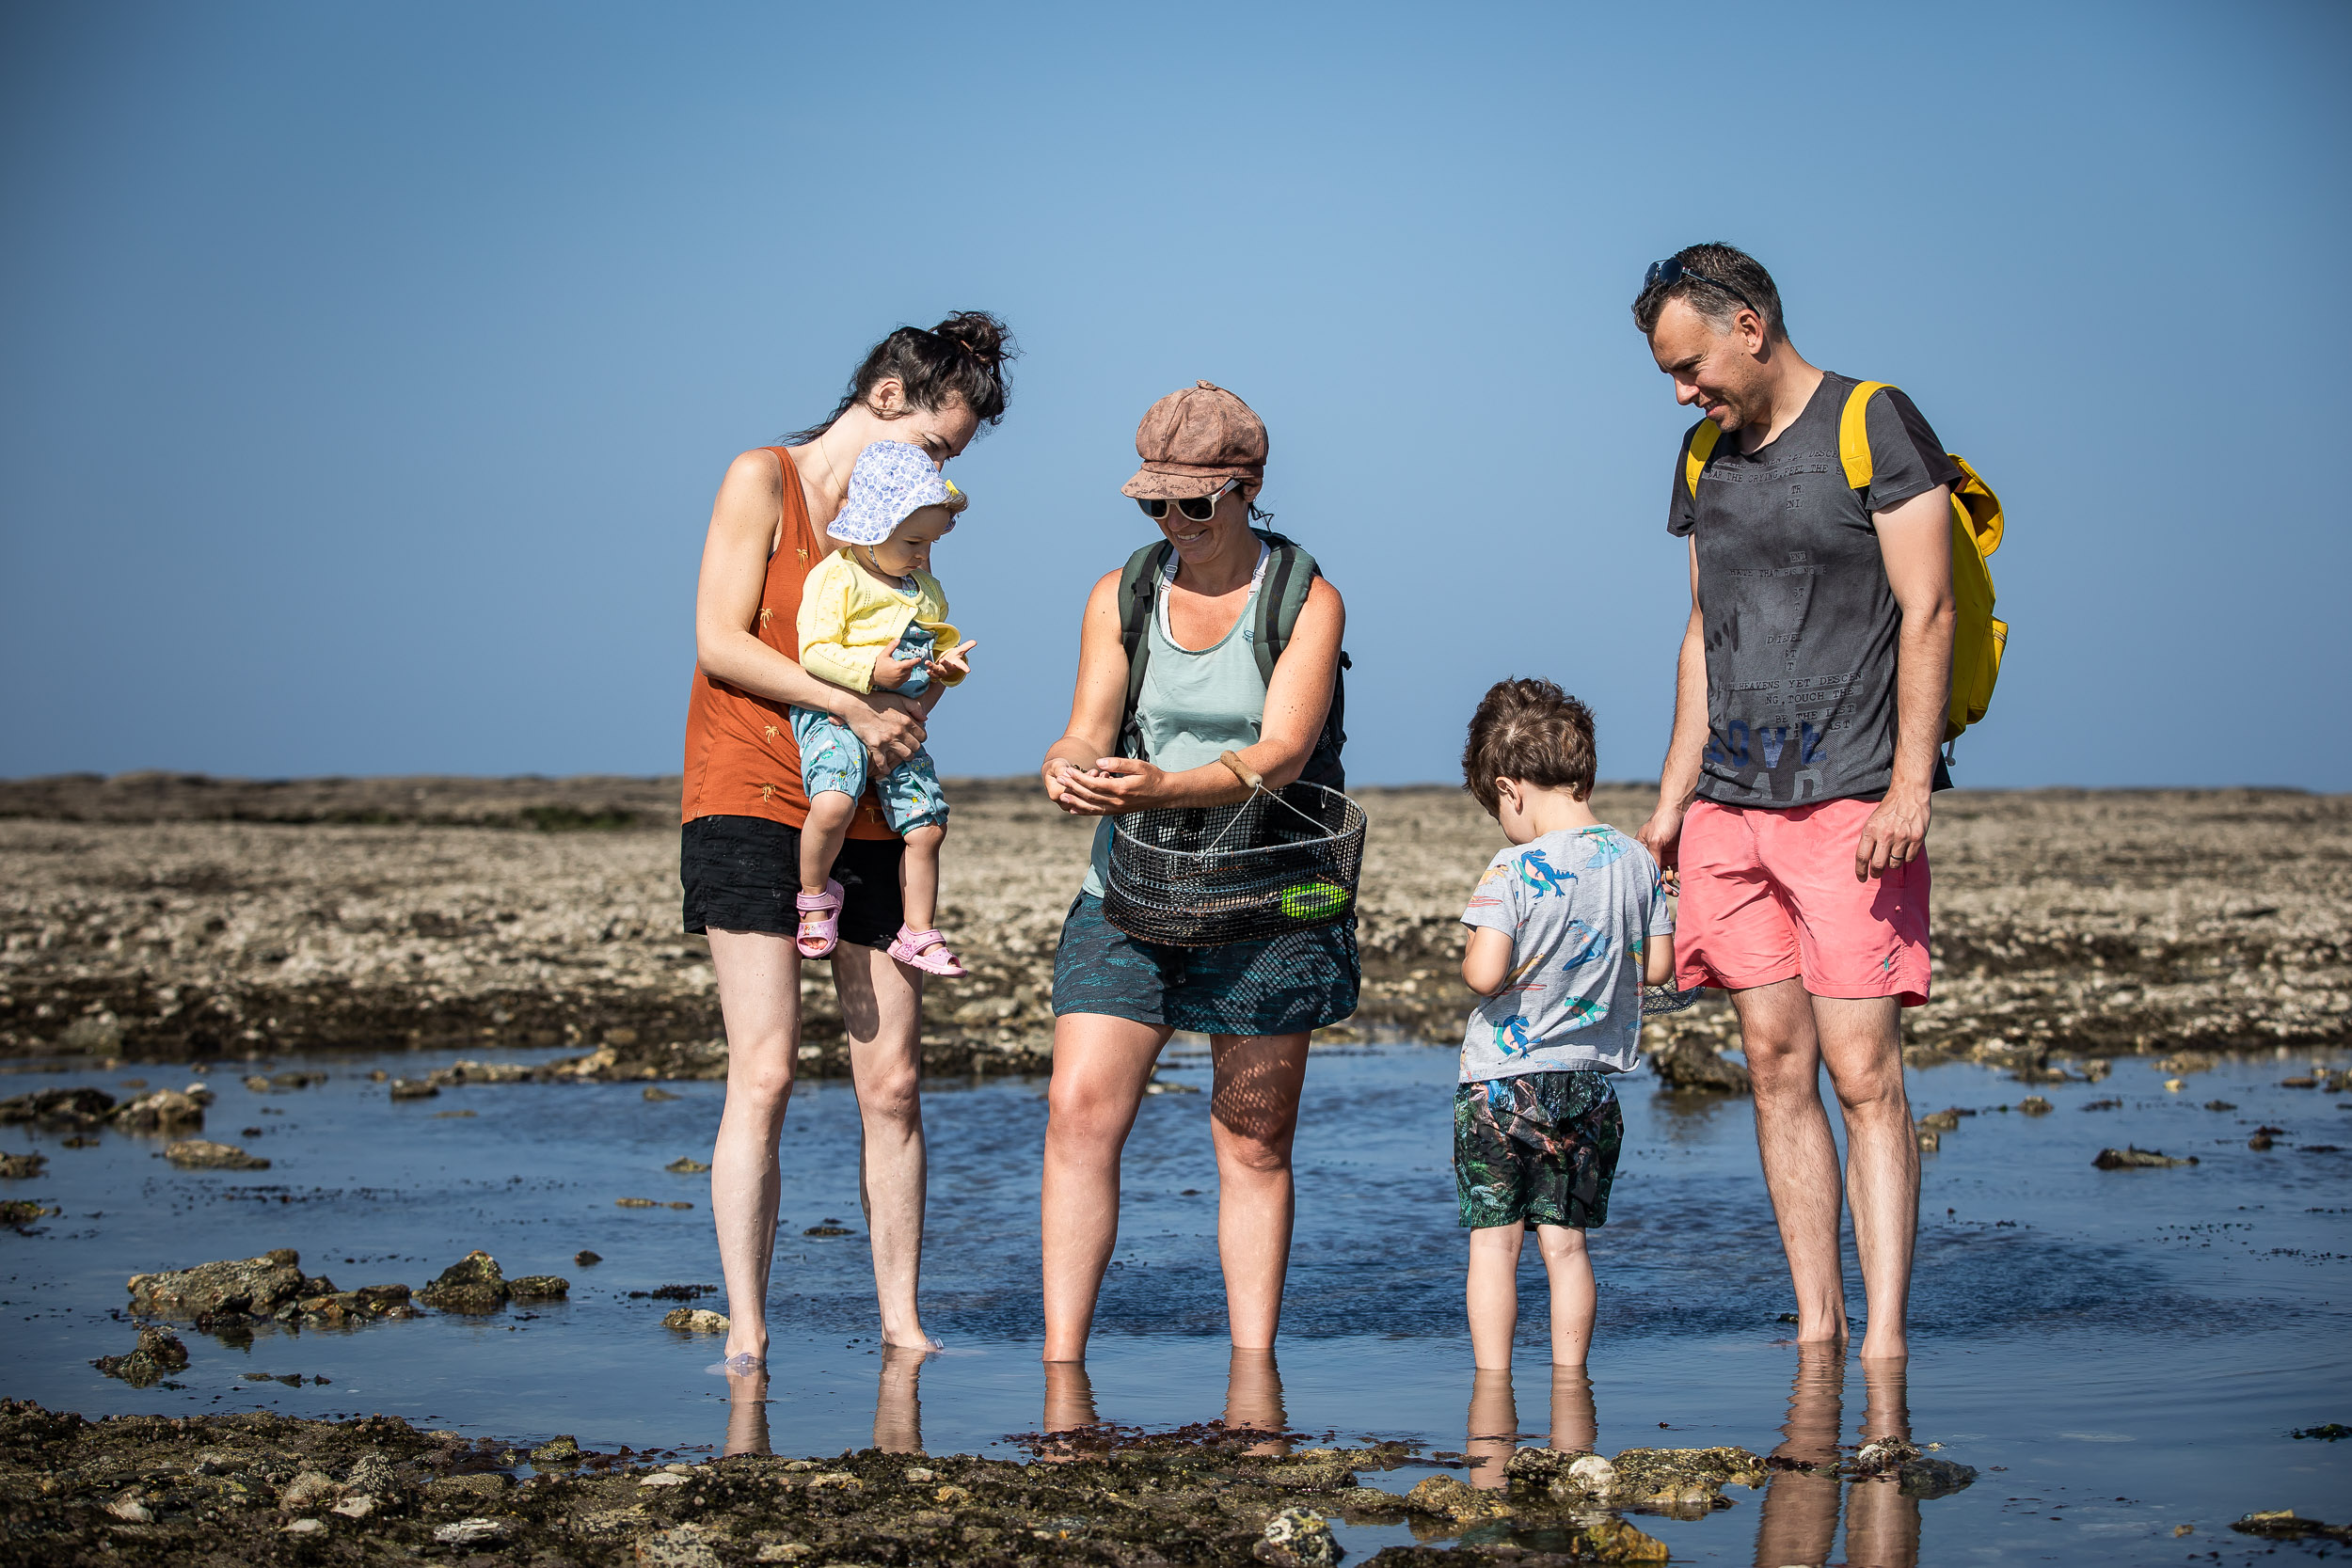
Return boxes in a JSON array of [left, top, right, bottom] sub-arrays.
[[1459, 826, 1675, 1082], [1667, 372, 1963, 807]]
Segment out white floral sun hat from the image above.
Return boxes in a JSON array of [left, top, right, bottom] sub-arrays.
[[827, 440, 968, 546]]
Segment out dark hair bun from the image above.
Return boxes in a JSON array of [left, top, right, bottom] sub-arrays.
[[933, 310, 1010, 369]]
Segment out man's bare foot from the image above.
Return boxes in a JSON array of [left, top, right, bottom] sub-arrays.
[[882, 1325, 942, 1352], [1857, 1331, 1908, 1359]]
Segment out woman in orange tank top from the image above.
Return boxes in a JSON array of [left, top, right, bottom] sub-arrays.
[[684, 312, 1013, 1371]]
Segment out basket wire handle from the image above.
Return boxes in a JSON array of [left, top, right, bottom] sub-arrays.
[[1203, 750, 1335, 855]]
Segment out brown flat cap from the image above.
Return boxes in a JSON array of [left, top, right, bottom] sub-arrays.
[[1121, 381, 1268, 500]]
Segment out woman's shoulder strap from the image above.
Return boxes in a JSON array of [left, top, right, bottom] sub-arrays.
[[1249, 530, 1323, 682], [1116, 541, 1172, 654], [1116, 541, 1172, 741]]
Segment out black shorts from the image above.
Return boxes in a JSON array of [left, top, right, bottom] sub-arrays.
[[680, 815, 904, 952]]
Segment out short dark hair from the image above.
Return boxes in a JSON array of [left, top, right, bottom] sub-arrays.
[[787, 311, 1016, 443], [1462, 677, 1597, 815], [1631, 243, 1786, 341]]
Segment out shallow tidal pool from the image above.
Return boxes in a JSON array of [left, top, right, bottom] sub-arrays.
[[5, 1040, 2349, 1565]]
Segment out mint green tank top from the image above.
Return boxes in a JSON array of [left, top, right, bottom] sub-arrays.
[[1081, 559, 1269, 899]]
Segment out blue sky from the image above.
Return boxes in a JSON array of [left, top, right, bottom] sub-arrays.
[[3, 2, 2344, 789]]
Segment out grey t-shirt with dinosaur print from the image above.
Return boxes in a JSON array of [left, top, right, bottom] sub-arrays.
[[1458, 826, 1676, 1082]]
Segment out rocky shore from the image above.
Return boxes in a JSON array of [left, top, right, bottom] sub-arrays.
[[2, 774, 2344, 1087], [0, 1391, 1979, 1566]]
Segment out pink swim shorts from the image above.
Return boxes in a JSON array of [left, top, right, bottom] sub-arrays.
[[1673, 797, 1931, 1006]]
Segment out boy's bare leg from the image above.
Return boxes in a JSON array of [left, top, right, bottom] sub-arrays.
[[1549, 1366, 1597, 1453], [1467, 1367, 1518, 1490], [834, 941, 936, 1349], [1816, 995, 1916, 1359], [798, 790, 858, 938], [1467, 1222, 1524, 1370], [898, 822, 945, 933], [1041, 1012, 1171, 1361], [1207, 1032, 1311, 1350], [1535, 1224, 1596, 1367], [1734, 977, 1850, 1341]]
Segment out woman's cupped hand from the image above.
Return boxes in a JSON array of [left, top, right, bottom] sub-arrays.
[[1045, 756, 1166, 816]]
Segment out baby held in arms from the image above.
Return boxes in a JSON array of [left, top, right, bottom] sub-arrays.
[[788, 440, 978, 977]]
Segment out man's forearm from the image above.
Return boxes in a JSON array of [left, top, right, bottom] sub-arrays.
[[1658, 619, 1708, 811], [1889, 606, 1956, 797]]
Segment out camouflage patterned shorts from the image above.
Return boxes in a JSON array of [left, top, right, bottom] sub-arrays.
[[1453, 1069, 1623, 1230]]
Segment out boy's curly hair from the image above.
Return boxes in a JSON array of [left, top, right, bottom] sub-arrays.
[[1461, 677, 1597, 816]]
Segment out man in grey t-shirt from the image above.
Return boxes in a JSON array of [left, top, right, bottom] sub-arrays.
[[1630, 244, 1958, 1362]]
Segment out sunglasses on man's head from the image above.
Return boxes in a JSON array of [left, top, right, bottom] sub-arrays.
[[1136, 479, 1239, 524], [1644, 256, 1760, 319]]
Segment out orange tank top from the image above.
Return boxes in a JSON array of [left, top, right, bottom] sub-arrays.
[[680, 446, 894, 837]]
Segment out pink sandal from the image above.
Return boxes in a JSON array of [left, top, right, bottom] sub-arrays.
[[794, 878, 844, 958], [887, 923, 966, 978]]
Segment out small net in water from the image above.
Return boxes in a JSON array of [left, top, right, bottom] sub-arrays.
[[1103, 781, 1367, 948]]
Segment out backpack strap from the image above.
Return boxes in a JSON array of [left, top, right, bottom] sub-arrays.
[[1839, 380, 1893, 491], [1249, 528, 1313, 684], [1682, 420, 1720, 498], [1245, 528, 1349, 791], [1116, 540, 1171, 757]]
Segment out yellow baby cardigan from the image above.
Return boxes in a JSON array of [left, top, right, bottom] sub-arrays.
[[796, 549, 964, 695]]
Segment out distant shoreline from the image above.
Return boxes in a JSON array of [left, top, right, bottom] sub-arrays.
[[4, 780, 2344, 1078], [0, 770, 2328, 829]]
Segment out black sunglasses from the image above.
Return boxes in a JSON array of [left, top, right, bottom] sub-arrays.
[[1136, 478, 1239, 524], [1645, 256, 1760, 319]]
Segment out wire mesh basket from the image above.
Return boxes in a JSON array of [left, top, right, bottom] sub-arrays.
[[1642, 983, 1708, 1017], [1103, 774, 1367, 948]]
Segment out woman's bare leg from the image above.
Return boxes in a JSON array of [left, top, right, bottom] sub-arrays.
[[873, 1344, 928, 1454], [1041, 1011, 1170, 1361], [1226, 1347, 1290, 1455], [834, 941, 935, 1348], [1208, 1032, 1310, 1350], [721, 1363, 771, 1456], [707, 927, 801, 1365]]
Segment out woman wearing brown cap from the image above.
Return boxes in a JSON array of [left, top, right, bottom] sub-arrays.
[[1038, 381, 1356, 1360], [682, 311, 1013, 1370]]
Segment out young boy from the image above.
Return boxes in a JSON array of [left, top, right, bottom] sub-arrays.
[[1456, 677, 1675, 1370]]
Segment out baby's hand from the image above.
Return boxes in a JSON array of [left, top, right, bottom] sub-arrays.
[[871, 645, 922, 690], [930, 640, 977, 681]]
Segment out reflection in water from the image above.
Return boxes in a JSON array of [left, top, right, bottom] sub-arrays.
[[1224, 1348, 1290, 1456], [875, 1345, 930, 1454], [1467, 1368, 1599, 1489], [1754, 1347, 1919, 1568], [1038, 1350, 1293, 1455], [722, 1363, 771, 1457], [721, 1347, 930, 1458]]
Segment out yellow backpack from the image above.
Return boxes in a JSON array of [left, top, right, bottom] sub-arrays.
[[1683, 380, 2006, 753]]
